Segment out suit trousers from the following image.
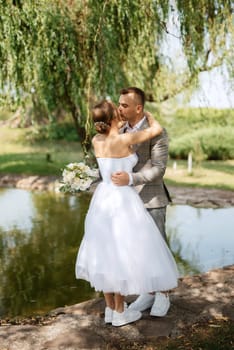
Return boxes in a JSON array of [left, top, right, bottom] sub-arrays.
[[147, 207, 167, 243]]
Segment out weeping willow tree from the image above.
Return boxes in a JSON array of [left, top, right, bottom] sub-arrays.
[[0, 0, 233, 151]]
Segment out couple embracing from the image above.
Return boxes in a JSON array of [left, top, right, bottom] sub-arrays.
[[75, 87, 179, 327]]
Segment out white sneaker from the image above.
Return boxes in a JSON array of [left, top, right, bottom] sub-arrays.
[[112, 309, 142, 327], [128, 294, 155, 312], [104, 306, 113, 323], [150, 292, 170, 317], [105, 302, 128, 324]]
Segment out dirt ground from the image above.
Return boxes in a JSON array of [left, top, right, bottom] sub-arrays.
[[168, 185, 234, 208]]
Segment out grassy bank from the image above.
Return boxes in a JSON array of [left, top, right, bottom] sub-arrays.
[[165, 159, 234, 191], [0, 125, 233, 190], [0, 126, 84, 176]]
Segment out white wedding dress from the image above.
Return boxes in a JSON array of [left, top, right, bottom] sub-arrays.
[[75, 153, 178, 295]]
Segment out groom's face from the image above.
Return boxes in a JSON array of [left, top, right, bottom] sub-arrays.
[[118, 93, 142, 125]]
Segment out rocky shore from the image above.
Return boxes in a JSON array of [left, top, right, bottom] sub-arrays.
[[0, 173, 233, 208], [0, 174, 59, 192], [0, 265, 233, 350]]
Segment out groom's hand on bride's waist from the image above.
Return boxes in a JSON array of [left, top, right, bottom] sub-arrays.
[[111, 172, 130, 186]]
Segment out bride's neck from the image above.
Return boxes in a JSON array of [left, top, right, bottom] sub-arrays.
[[108, 125, 118, 136]]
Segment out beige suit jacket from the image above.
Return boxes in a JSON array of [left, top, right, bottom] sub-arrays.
[[132, 119, 171, 208]]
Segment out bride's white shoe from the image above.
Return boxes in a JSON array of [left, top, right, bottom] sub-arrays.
[[104, 302, 128, 324], [128, 293, 155, 312], [112, 309, 142, 327]]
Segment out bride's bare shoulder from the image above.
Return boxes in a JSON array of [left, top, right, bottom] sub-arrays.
[[92, 134, 105, 145]]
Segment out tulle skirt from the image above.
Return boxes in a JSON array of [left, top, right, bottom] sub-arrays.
[[75, 182, 178, 295]]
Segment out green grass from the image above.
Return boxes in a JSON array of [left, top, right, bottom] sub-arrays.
[[0, 126, 84, 176], [202, 160, 234, 175], [0, 153, 64, 175], [165, 159, 234, 191]]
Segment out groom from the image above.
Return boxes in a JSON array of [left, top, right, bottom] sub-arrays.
[[111, 86, 172, 317]]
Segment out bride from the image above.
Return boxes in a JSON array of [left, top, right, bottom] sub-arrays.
[[75, 100, 178, 327]]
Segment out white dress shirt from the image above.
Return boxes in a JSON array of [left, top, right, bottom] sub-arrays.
[[124, 116, 146, 133]]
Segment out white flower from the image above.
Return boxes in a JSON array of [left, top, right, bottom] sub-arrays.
[[62, 169, 75, 184], [86, 167, 99, 178], [60, 162, 98, 193]]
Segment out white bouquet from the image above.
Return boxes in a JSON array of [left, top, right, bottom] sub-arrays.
[[59, 162, 99, 193]]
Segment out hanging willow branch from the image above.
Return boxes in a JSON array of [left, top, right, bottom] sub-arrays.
[[0, 0, 233, 153]]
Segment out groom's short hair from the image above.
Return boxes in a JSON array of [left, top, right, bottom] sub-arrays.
[[120, 87, 145, 106]]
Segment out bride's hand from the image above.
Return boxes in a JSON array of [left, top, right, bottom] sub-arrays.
[[144, 110, 156, 126], [144, 110, 162, 132], [117, 120, 127, 129], [144, 110, 154, 119], [111, 171, 129, 186]]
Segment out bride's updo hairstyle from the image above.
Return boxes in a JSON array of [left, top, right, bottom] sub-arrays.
[[92, 100, 116, 134]]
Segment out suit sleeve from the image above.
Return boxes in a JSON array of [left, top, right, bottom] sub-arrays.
[[132, 129, 169, 185]]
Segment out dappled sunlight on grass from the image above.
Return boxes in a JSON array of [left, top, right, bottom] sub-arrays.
[[0, 151, 85, 176], [0, 126, 84, 175]]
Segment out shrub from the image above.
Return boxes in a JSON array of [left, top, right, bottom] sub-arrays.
[[46, 122, 79, 141], [169, 126, 234, 160], [27, 122, 79, 142]]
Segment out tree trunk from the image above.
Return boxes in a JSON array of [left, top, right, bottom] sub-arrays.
[[69, 103, 92, 156]]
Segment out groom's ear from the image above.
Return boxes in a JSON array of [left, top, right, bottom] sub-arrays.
[[136, 104, 143, 114]]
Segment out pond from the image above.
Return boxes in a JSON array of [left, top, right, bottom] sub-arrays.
[[0, 188, 233, 318]]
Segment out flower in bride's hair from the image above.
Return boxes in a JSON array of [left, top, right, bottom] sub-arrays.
[[94, 121, 107, 127], [59, 162, 99, 193]]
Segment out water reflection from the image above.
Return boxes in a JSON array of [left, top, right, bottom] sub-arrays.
[[0, 189, 35, 232], [0, 189, 233, 318], [0, 189, 97, 318], [166, 205, 234, 274]]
